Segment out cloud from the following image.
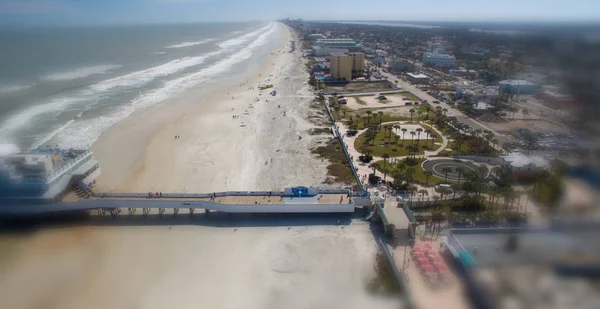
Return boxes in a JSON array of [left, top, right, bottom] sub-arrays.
[[0, 0, 73, 14]]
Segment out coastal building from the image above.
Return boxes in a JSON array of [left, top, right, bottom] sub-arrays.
[[388, 59, 416, 73], [0, 147, 101, 202], [456, 85, 499, 103], [501, 152, 549, 178], [312, 45, 349, 57], [314, 39, 362, 52], [406, 72, 430, 85], [450, 69, 478, 79], [498, 79, 535, 95], [330, 52, 365, 81], [422, 52, 456, 67], [444, 228, 600, 309]]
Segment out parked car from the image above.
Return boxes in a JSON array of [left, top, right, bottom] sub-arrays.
[[405, 102, 412, 106], [433, 100, 440, 104]]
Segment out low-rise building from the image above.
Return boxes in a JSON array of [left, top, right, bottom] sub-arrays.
[[498, 79, 536, 95], [450, 69, 478, 79], [314, 38, 362, 52], [423, 52, 456, 67], [312, 45, 349, 57], [456, 85, 499, 103], [406, 72, 430, 85], [501, 152, 549, 177], [388, 58, 416, 73]]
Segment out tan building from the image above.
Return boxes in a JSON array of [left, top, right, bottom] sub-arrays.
[[330, 52, 365, 81]]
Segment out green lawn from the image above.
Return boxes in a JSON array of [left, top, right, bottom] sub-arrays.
[[345, 112, 407, 130], [356, 131, 437, 157], [354, 122, 443, 157], [372, 159, 455, 186], [447, 141, 471, 154]]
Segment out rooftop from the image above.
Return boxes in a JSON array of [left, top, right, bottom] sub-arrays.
[[407, 72, 429, 79], [502, 152, 549, 168], [499, 79, 535, 86]]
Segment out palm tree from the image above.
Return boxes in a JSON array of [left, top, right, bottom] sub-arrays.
[[408, 144, 420, 159], [401, 128, 407, 144], [432, 195, 440, 206], [366, 111, 372, 124], [441, 167, 452, 182], [393, 124, 401, 137], [416, 128, 423, 144], [442, 108, 448, 116], [418, 189, 429, 204], [424, 104, 432, 120], [456, 167, 465, 183], [378, 111, 384, 127], [382, 154, 390, 181], [424, 170, 433, 185], [409, 108, 416, 122], [417, 110, 423, 123], [410, 131, 416, 144], [424, 129, 431, 145]]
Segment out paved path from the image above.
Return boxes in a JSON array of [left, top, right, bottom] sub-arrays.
[[337, 119, 449, 196]]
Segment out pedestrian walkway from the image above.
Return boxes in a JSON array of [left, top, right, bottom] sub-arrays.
[[337, 120, 448, 190]]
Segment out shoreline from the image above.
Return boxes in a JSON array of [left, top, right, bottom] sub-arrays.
[[92, 24, 330, 194]]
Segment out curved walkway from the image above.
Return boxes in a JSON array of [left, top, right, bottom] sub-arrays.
[[338, 120, 449, 196]]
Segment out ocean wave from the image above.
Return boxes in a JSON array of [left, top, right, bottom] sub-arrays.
[[29, 119, 75, 150], [151, 51, 168, 55], [166, 39, 214, 49], [41, 64, 122, 82], [52, 23, 279, 148], [0, 97, 84, 135], [0, 83, 36, 94], [89, 52, 221, 93], [217, 24, 273, 48]]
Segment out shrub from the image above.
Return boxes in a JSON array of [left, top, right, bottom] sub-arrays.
[[368, 173, 381, 185], [359, 154, 373, 163]]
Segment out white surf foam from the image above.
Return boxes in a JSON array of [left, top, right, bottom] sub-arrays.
[[89, 51, 223, 93], [0, 97, 84, 135], [29, 119, 75, 149], [0, 83, 36, 94], [41, 64, 122, 82], [52, 23, 279, 148], [217, 24, 273, 48], [151, 51, 168, 55], [166, 39, 214, 49]]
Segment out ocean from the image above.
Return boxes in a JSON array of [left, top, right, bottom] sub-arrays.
[[0, 21, 280, 151]]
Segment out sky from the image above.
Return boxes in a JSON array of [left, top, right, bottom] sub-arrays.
[[0, 0, 599, 26]]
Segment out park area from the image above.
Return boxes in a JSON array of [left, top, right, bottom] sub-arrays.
[[354, 122, 443, 157]]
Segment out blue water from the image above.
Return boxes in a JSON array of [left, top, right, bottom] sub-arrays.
[[0, 22, 281, 150]]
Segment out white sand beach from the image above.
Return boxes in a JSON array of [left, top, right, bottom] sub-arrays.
[[0, 25, 400, 309], [92, 24, 329, 194], [0, 221, 401, 309]]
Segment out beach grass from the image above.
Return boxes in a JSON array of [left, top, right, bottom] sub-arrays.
[[312, 138, 359, 189]]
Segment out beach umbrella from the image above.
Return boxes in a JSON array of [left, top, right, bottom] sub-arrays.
[[423, 265, 435, 273], [423, 242, 433, 248], [436, 264, 449, 272], [418, 258, 430, 265], [416, 252, 425, 259]]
